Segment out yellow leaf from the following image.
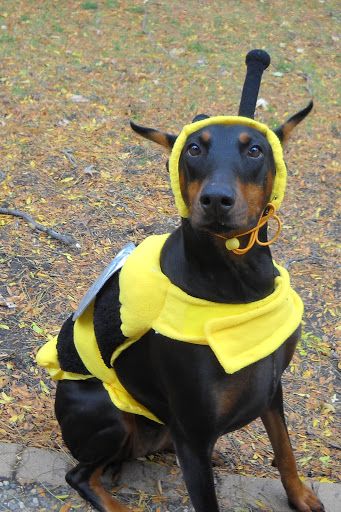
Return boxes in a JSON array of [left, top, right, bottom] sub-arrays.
[[32, 322, 43, 334], [255, 499, 268, 510], [252, 453, 262, 460], [322, 403, 336, 414], [9, 413, 24, 424], [60, 177, 74, 183], [40, 380, 50, 395], [1, 392, 13, 402]]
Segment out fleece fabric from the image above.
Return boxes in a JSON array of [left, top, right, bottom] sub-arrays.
[[37, 234, 303, 424]]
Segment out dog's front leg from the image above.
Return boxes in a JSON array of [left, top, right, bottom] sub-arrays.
[[172, 431, 220, 512], [261, 383, 324, 512]]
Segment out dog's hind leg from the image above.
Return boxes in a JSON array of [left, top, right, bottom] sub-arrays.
[[261, 382, 325, 512], [55, 380, 135, 511], [66, 462, 130, 512]]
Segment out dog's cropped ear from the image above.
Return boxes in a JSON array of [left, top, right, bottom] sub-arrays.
[[274, 101, 313, 145], [130, 121, 177, 151], [192, 113, 210, 122]]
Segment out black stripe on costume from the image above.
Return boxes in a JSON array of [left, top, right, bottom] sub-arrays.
[[93, 270, 127, 368], [56, 315, 89, 375]]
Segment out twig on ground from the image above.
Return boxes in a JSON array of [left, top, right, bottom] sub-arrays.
[[299, 72, 314, 97], [0, 207, 79, 247], [61, 148, 77, 168], [284, 256, 326, 270]]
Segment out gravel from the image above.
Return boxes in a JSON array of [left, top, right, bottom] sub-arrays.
[[0, 477, 195, 512], [0, 478, 88, 511]]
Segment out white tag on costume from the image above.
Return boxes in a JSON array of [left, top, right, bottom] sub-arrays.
[[72, 242, 136, 321]]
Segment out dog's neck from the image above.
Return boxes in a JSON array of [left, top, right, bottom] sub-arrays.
[[160, 218, 276, 303]]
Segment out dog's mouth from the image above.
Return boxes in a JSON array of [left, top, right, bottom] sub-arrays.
[[203, 221, 237, 234], [193, 218, 242, 237], [189, 197, 265, 239], [191, 209, 257, 239]]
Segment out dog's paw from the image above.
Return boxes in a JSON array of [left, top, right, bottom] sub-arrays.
[[287, 481, 325, 512]]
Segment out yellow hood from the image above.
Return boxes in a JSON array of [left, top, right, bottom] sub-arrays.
[[168, 116, 286, 218]]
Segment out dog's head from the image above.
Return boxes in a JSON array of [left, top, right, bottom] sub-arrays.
[[130, 101, 312, 238]]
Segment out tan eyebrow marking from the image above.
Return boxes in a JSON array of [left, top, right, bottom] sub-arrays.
[[200, 130, 211, 143], [239, 132, 251, 144]]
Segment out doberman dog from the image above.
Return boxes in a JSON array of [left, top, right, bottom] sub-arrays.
[[52, 53, 324, 512]]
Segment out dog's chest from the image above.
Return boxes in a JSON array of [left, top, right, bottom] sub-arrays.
[[117, 332, 283, 432], [213, 355, 279, 433]]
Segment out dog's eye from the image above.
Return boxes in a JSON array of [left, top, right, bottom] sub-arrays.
[[247, 145, 263, 158], [187, 143, 201, 157]]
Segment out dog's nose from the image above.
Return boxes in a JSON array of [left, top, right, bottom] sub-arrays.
[[200, 190, 235, 213]]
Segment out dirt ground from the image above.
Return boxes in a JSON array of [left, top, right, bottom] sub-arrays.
[[0, 0, 340, 496]]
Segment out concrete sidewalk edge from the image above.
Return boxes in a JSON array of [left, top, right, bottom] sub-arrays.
[[0, 442, 340, 511]]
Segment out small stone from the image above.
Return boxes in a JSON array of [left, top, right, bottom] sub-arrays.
[[169, 47, 185, 57], [70, 94, 89, 103], [57, 118, 70, 127], [83, 164, 96, 176]]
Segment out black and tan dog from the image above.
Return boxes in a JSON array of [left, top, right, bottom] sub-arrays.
[[38, 51, 324, 512]]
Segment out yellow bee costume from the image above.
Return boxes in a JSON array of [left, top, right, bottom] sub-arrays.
[[37, 233, 303, 424]]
